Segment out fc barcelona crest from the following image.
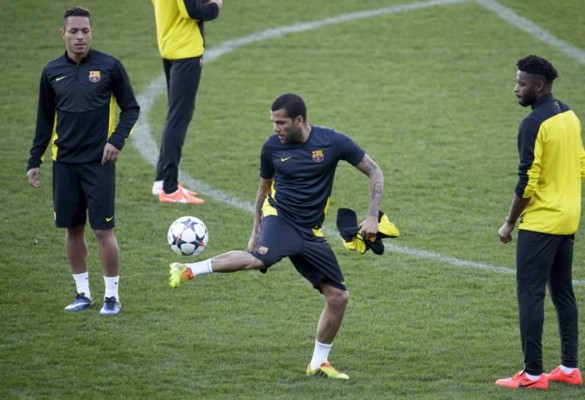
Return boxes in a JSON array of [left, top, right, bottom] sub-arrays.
[[312, 149, 324, 163], [89, 70, 101, 83], [257, 246, 269, 255]]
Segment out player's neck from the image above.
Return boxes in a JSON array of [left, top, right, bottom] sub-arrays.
[[66, 49, 90, 64], [299, 123, 312, 143]]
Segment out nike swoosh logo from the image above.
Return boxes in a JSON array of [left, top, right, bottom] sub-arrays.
[[106, 216, 114, 222], [280, 157, 292, 162], [518, 380, 540, 388], [56, 76, 67, 82]]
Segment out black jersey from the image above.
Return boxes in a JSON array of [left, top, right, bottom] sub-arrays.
[[28, 49, 140, 169], [260, 125, 365, 229]]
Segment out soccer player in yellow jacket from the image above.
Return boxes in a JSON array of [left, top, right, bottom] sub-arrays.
[[151, 0, 223, 203], [496, 55, 585, 390]]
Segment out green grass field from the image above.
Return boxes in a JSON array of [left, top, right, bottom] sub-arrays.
[[2, 0, 585, 398]]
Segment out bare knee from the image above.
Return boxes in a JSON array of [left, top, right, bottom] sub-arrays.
[[324, 286, 349, 312], [66, 225, 85, 239], [93, 228, 116, 244]]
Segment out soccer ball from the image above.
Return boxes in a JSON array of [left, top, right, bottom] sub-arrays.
[[167, 216, 209, 256]]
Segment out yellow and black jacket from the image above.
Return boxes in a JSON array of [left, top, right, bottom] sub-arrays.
[[28, 50, 140, 169], [516, 94, 585, 235], [152, 0, 220, 60], [337, 208, 399, 255]]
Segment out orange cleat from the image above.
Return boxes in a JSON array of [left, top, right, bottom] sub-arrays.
[[159, 187, 204, 204], [495, 370, 548, 390], [178, 184, 198, 197], [152, 181, 198, 197], [545, 366, 582, 385]]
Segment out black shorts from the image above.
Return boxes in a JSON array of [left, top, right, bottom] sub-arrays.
[[52, 161, 116, 230], [251, 215, 346, 291]]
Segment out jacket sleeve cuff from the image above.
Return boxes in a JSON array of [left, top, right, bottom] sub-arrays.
[[27, 160, 41, 170], [107, 133, 126, 151]]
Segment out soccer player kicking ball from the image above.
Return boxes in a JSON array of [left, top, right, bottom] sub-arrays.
[[169, 93, 385, 379]]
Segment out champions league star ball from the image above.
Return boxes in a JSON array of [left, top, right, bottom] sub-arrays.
[[167, 216, 209, 256]]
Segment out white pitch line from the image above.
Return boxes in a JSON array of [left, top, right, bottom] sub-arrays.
[[385, 243, 515, 274], [132, 0, 585, 286], [476, 0, 585, 64]]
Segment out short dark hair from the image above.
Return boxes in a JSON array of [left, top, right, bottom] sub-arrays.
[[271, 93, 307, 121], [517, 55, 558, 83], [63, 6, 92, 27]]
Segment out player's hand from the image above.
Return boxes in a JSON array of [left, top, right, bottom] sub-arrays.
[[27, 168, 41, 188], [360, 215, 379, 242], [498, 221, 514, 243], [247, 234, 257, 253], [101, 143, 120, 165]]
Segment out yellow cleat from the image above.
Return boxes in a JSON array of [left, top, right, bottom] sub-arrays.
[[306, 362, 349, 380], [169, 263, 193, 288]]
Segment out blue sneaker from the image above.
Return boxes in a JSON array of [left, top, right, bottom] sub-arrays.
[[64, 293, 92, 312], [99, 296, 121, 316]]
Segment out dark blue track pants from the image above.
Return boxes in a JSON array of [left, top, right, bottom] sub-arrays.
[[516, 230, 579, 375], [155, 57, 202, 194]]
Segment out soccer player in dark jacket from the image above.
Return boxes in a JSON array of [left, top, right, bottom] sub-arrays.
[[26, 7, 140, 316]]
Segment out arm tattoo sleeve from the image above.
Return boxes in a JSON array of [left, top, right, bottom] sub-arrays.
[[355, 155, 384, 217]]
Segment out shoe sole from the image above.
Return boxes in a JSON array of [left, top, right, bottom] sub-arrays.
[[306, 366, 349, 380], [99, 310, 121, 316], [154, 189, 198, 197], [547, 377, 582, 385], [64, 303, 92, 312], [159, 198, 205, 204], [99, 305, 121, 316]]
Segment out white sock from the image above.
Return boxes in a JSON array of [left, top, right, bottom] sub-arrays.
[[104, 276, 119, 300], [309, 341, 332, 370], [73, 272, 91, 299], [560, 365, 576, 373], [525, 372, 541, 380], [186, 259, 213, 276], [152, 180, 162, 195]]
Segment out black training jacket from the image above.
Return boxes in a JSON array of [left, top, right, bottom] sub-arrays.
[[28, 49, 140, 169]]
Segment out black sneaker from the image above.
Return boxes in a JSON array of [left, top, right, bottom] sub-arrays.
[[64, 293, 92, 312]]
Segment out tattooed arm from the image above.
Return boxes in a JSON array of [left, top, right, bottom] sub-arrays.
[[354, 154, 384, 240], [248, 177, 272, 252]]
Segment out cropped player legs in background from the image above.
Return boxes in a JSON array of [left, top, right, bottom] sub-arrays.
[[154, 57, 205, 204], [151, 0, 223, 203], [169, 251, 350, 380]]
